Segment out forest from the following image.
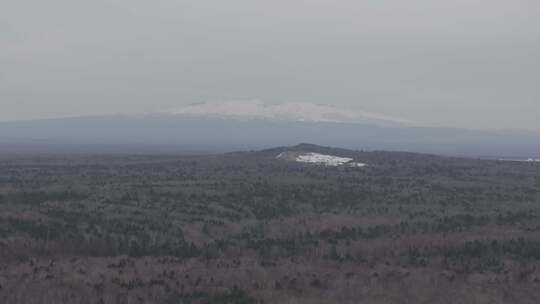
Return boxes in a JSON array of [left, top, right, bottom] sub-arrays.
[[1, 144, 540, 303]]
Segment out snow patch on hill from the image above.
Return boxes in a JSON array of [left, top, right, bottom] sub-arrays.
[[296, 153, 353, 166], [277, 151, 366, 167]]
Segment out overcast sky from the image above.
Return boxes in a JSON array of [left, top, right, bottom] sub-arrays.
[[1, 0, 539, 130]]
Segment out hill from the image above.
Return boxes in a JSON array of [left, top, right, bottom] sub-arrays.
[[2, 107, 540, 157]]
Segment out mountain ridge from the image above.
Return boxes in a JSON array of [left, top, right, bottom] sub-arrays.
[[1, 112, 540, 157], [165, 100, 413, 126]]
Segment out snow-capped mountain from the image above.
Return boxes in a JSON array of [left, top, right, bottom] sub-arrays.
[[166, 100, 412, 126], [3, 100, 540, 157]]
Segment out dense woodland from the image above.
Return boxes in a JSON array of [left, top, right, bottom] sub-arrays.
[[1, 144, 540, 303]]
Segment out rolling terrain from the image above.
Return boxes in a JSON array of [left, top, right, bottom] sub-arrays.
[[1, 144, 540, 303], [2, 101, 540, 157]]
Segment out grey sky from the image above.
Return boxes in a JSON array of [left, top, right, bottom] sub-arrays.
[[1, 0, 539, 130]]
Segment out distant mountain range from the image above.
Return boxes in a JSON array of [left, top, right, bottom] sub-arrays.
[[165, 100, 412, 126], [1, 101, 540, 157]]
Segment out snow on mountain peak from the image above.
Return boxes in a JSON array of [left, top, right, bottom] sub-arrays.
[[167, 100, 412, 125]]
